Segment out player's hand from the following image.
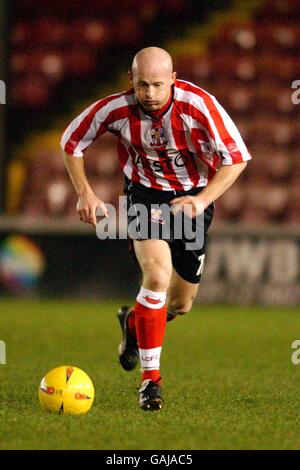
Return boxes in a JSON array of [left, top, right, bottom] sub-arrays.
[[170, 195, 206, 218], [76, 190, 108, 227]]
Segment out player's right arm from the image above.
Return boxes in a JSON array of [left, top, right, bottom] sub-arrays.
[[60, 99, 111, 226], [62, 152, 108, 226]]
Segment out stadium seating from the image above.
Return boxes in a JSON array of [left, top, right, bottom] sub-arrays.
[[8, 0, 300, 225]]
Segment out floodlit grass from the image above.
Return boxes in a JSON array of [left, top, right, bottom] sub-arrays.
[[0, 299, 300, 450]]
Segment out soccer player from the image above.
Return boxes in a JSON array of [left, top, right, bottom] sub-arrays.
[[61, 47, 251, 411]]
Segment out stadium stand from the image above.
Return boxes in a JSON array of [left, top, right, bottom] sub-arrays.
[[7, 0, 300, 225]]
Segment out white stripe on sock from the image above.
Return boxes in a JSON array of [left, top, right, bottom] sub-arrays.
[[139, 347, 162, 370], [136, 287, 166, 310]]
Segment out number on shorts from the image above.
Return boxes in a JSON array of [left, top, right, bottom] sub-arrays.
[[196, 254, 206, 276]]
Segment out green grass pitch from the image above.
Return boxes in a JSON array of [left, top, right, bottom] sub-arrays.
[[0, 299, 300, 450]]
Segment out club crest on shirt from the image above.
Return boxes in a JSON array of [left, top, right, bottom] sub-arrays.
[[150, 208, 165, 224], [150, 127, 168, 149]]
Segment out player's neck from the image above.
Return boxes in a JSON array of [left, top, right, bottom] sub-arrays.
[[141, 87, 173, 120]]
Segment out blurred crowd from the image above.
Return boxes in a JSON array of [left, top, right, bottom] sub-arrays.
[[7, 0, 300, 225], [9, 0, 192, 108]]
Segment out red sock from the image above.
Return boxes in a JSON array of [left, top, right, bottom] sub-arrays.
[[134, 287, 166, 385], [142, 369, 161, 383]]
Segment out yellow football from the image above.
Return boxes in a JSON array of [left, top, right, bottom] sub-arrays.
[[38, 365, 95, 415]]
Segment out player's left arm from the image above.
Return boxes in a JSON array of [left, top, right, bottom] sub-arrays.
[[171, 92, 251, 218], [170, 161, 247, 217]]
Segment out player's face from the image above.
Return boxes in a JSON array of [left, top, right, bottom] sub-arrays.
[[130, 71, 176, 112]]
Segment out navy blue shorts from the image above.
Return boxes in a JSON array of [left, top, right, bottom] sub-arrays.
[[124, 177, 214, 284]]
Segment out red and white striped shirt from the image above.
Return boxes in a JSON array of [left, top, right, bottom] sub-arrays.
[[61, 79, 251, 191]]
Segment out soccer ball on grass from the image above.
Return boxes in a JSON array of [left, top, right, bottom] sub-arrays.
[[38, 365, 95, 415]]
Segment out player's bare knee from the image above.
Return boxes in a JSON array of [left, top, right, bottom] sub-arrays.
[[144, 273, 171, 292], [142, 263, 172, 292]]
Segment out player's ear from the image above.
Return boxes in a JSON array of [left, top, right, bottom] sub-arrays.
[[171, 71, 177, 84], [128, 69, 133, 84]]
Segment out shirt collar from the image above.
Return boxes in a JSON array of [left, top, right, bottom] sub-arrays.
[[138, 86, 174, 121]]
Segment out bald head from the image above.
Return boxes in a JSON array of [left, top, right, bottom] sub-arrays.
[[130, 47, 176, 112], [131, 47, 173, 77]]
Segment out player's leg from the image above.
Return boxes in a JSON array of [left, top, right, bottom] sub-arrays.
[[133, 238, 172, 291], [166, 200, 214, 320], [117, 179, 173, 379], [166, 268, 199, 321], [131, 238, 172, 410]]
